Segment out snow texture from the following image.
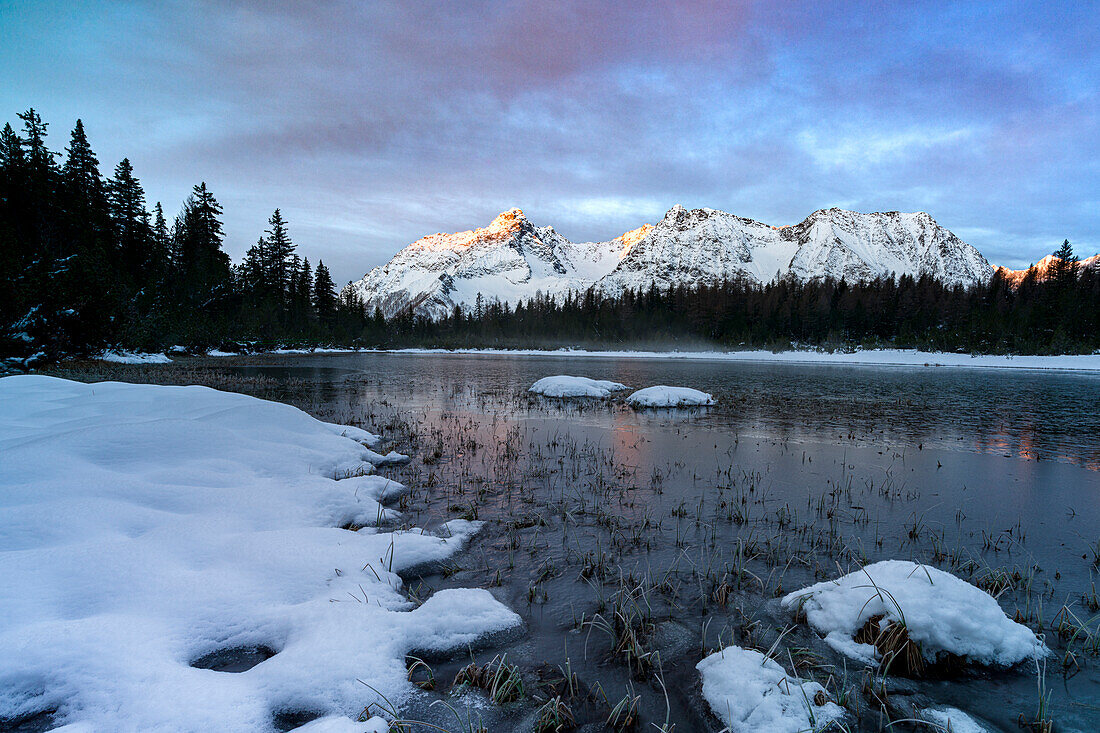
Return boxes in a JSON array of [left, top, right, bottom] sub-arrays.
[[98, 350, 172, 364], [696, 645, 845, 733], [781, 560, 1046, 667], [627, 385, 714, 407], [922, 707, 991, 733], [0, 375, 521, 732], [348, 206, 993, 319], [528, 375, 628, 398]]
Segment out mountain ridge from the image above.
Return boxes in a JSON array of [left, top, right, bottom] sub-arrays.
[[347, 205, 995, 319]]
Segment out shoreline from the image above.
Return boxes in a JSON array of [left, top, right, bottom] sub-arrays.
[[368, 347, 1100, 372], [88, 346, 1100, 372]]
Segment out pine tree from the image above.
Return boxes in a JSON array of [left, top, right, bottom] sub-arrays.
[[174, 182, 230, 306], [239, 236, 269, 296], [313, 260, 338, 326], [0, 122, 24, 172], [58, 119, 117, 347], [264, 209, 295, 301], [1050, 239, 1079, 287], [151, 202, 171, 276], [61, 120, 105, 211], [107, 158, 152, 283], [17, 109, 55, 174]]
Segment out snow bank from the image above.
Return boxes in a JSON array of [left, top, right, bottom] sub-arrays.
[[781, 560, 1045, 667], [98, 350, 172, 364], [627, 385, 714, 407], [696, 646, 844, 733], [528, 375, 628, 398], [0, 375, 521, 731]]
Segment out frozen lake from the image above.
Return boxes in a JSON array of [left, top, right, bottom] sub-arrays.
[[49, 352, 1100, 731]]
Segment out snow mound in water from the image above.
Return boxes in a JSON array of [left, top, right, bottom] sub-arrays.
[[696, 645, 845, 733], [0, 375, 521, 731], [528, 375, 628, 398], [781, 560, 1046, 666], [627, 385, 714, 407]]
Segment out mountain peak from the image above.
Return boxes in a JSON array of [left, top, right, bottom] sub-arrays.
[[488, 208, 527, 233]]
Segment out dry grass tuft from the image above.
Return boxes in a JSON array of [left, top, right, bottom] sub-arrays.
[[854, 614, 925, 676]]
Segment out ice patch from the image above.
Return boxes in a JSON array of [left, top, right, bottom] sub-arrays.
[[291, 716, 390, 732], [922, 707, 991, 733], [696, 645, 845, 733], [627, 385, 714, 407], [781, 560, 1046, 667], [98, 350, 172, 364], [528, 375, 628, 398], [0, 375, 521, 731]]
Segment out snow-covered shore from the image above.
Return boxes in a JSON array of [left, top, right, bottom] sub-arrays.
[[377, 347, 1100, 372], [80, 346, 1100, 373], [0, 376, 520, 731]]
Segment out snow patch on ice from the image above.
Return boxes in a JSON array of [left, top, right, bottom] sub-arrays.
[[98, 350, 172, 364], [627, 385, 714, 407], [782, 560, 1046, 667], [291, 716, 390, 733], [696, 645, 845, 733], [922, 707, 991, 733], [528, 375, 629, 398], [0, 375, 521, 731]]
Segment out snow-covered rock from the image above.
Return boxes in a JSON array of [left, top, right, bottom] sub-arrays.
[[696, 646, 845, 733], [528, 375, 628, 398], [348, 206, 993, 318], [0, 375, 521, 731], [627, 385, 714, 407], [781, 560, 1046, 667]]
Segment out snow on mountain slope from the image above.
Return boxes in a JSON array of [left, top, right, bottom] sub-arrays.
[[348, 206, 993, 319], [994, 253, 1100, 288], [784, 208, 991, 286], [596, 205, 798, 295], [346, 209, 629, 319]]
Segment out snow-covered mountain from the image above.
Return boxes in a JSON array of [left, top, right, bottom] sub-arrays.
[[347, 205, 994, 318]]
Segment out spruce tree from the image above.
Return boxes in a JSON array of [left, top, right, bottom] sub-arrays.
[[313, 260, 337, 326], [151, 202, 171, 276], [264, 209, 295, 302], [1050, 239, 1079, 287], [59, 119, 116, 347], [107, 158, 152, 283], [62, 121, 106, 210], [174, 182, 230, 307]]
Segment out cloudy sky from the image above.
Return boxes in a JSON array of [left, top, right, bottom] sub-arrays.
[[3, 1, 1097, 285]]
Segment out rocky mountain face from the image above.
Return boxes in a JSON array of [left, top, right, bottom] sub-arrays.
[[994, 253, 1100, 288], [347, 205, 995, 319]]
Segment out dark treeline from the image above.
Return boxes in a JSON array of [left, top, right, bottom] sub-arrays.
[[393, 256, 1099, 354], [2, 109, 1097, 360], [0, 110, 370, 359]]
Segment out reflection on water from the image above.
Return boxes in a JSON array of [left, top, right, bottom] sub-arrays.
[[230, 352, 1100, 470]]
